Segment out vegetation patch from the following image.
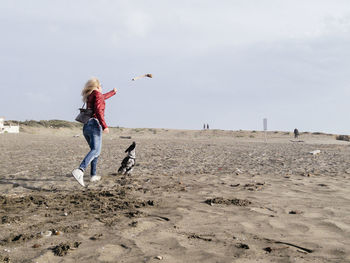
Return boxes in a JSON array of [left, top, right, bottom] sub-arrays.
[[8, 120, 83, 129], [205, 197, 251, 206], [52, 242, 81, 256]]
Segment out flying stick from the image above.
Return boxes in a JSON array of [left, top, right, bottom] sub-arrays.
[[132, 74, 153, 81]]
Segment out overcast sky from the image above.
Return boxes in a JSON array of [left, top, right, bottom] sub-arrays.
[[1, 0, 350, 133]]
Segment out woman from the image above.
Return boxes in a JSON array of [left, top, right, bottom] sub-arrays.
[[72, 77, 117, 187]]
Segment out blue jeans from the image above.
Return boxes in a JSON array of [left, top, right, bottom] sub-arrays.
[[79, 118, 102, 176]]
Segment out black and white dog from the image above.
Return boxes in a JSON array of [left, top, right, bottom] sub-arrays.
[[118, 141, 136, 175]]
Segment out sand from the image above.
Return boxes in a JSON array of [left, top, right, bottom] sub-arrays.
[[0, 127, 350, 262]]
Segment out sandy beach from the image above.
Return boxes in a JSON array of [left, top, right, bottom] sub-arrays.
[[1, 127, 350, 262]]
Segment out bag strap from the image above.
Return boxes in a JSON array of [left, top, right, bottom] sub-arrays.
[[81, 102, 93, 112]]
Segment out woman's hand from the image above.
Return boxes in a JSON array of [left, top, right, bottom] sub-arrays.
[[103, 128, 109, 134], [113, 88, 117, 93]]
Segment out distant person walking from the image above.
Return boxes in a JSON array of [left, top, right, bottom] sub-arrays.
[[294, 128, 299, 139], [72, 77, 117, 187], [207, 124, 209, 130]]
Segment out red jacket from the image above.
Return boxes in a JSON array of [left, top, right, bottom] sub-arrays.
[[87, 90, 116, 130]]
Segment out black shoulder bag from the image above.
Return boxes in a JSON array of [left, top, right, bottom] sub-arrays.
[[75, 103, 93, 124]]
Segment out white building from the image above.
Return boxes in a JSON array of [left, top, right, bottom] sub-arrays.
[[0, 117, 19, 133]]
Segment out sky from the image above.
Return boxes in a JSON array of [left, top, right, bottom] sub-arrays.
[[1, 0, 350, 133]]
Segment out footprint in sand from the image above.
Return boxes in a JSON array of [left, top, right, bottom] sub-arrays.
[[97, 244, 128, 262]]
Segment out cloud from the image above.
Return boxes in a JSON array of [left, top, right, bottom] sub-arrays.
[[24, 92, 53, 104], [1, 0, 350, 133]]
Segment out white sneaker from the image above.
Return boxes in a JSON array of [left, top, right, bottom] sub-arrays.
[[72, 169, 85, 187], [90, 175, 101, 182]]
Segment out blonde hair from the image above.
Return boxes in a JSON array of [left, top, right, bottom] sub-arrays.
[[81, 77, 101, 102]]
